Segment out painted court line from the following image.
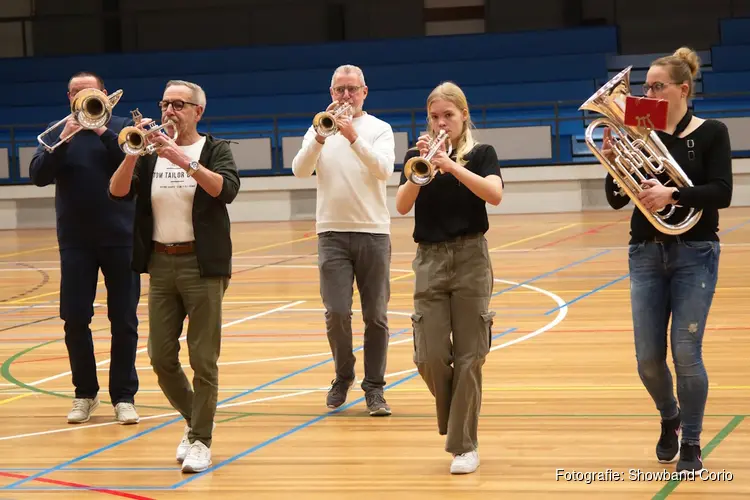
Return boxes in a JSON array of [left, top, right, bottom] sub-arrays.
[[173, 294, 567, 489], [1, 270, 569, 489], [3, 247, 607, 490], [0, 327, 412, 490], [13, 301, 305, 389]]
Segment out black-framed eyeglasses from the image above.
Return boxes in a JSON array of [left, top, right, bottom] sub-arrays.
[[158, 99, 199, 111]]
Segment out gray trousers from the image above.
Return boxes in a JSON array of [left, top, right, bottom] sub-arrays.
[[410, 233, 495, 455], [147, 251, 229, 447], [317, 231, 391, 392]]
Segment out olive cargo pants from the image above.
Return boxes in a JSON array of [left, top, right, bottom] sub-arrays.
[[147, 251, 229, 447], [410, 233, 495, 455]]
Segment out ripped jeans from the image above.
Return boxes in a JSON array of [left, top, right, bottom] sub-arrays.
[[628, 239, 720, 445]]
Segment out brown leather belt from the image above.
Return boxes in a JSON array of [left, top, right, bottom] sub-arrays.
[[153, 241, 195, 255]]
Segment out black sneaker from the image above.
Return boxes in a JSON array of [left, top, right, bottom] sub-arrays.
[[326, 378, 354, 409], [365, 390, 392, 416], [656, 411, 681, 463], [676, 443, 704, 474]]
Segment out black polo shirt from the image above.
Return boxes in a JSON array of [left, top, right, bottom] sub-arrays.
[[400, 143, 503, 244], [605, 112, 733, 243]]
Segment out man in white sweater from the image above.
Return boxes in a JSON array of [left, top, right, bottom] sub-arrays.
[[292, 64, 395, 416]]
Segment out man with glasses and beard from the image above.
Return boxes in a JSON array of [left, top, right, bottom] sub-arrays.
[[291, 65, 396, 416], [108, 80, 240, 473]]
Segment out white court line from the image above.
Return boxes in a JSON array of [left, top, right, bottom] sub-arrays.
[[14, 301, 305, 388], [92, 310, 412, 373], [0, 300, 298, 310], [0, 278, 567, 441]]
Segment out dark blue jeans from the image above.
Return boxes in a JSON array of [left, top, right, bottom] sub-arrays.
[[60, 246, 140, 404], [628, 239, 720, 445]]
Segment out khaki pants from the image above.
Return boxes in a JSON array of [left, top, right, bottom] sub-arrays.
[[410, 233, 495, 455], [147, 251, 229, 447]]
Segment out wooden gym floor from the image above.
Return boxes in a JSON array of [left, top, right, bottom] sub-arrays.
[[0, 207, 749, 499]]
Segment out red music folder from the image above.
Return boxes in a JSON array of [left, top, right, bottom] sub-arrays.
[[624, 96, 668, 131]]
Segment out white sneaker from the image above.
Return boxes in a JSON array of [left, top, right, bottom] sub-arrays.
[[450, 450, 480, 474], [176, 426, 191, 463], [114, 402, 140, 425], [181, 441, 212, 473], [67, 397, 100, 424], [176, 423, 216, 463]]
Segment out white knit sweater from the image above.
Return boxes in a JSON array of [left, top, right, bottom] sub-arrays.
[[291, 112, 395, 234]]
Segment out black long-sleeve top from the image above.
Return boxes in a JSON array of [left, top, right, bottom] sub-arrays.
[[29, 115, 136, 249], [605, 115, 733, 243]]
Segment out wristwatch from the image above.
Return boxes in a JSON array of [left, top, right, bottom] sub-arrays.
[[671, 188, 681, 202], [186, 160, 199, 177]]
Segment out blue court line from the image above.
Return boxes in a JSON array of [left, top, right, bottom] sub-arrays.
[[492, 249, 611, 297], [171, 325, 518, 489], [544, 274, 630, 315], [5, 247, 612, 489], [1, 327, 410, 490], [542, 217, 750, 316]]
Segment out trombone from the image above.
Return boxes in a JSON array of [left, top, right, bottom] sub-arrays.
[[118, 109, 178, 156], [403, 129, 452, 186], [37, 88, 123, 153], [312, 102, 352, 137]]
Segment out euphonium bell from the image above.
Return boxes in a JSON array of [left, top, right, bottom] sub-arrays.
[[403, 129, 452, 186], [118, 109, 179, 156], [578, 65, 702, 235], [312, 102, 352, 137], [37, 88, 124, 153]]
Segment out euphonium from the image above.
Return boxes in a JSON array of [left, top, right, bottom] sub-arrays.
[[312, 102, 352, 137], [403, 129, 452, 186], [37, 88, 123, 153], [578, 65, 702, 235], [118, 109, 178, 156]]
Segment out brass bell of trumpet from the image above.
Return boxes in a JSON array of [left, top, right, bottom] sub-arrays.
[[37, 88, 124, 153], [578, 65, 702, 235], [312, 102, 352, 137], [118, 109, 179, 156], [403, 129, 453, 186]]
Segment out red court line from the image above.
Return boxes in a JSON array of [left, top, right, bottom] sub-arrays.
[[534, 217, 629, 249], [0, 471, 156, 499]]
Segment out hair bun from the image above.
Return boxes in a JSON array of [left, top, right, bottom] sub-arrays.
[[673, 47, 701, 78]]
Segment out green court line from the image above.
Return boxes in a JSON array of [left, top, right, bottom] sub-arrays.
[[0, 339, 246, 415], [652, 415, 745, 499]]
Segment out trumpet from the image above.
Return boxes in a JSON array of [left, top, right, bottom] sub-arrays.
[[38, 88, 123, 153], [403, 129, 452, 186], [579, 66, 702, 235], [118, 109, 178, 156], [312, 102, 352, 137]]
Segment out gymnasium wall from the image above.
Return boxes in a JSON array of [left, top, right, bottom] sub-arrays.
[[6, 0, 750, 58]]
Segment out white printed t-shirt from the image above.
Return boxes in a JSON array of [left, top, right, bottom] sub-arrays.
[[151, 136, 206, 244]]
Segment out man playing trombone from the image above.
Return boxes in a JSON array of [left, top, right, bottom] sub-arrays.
[[29, 71, 141, 426], [291, 64, 396, 416], [109, 80, 240, 473]]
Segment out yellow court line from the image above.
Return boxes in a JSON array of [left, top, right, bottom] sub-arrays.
[[11, 279, 104, 304], [0, 393, 33, 406], [232, 235, 318, 256], [7, 236, 320, 304], [0, 245, 59, 260], [372, 223, 583, 289], [489, 223, 579, 251]]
